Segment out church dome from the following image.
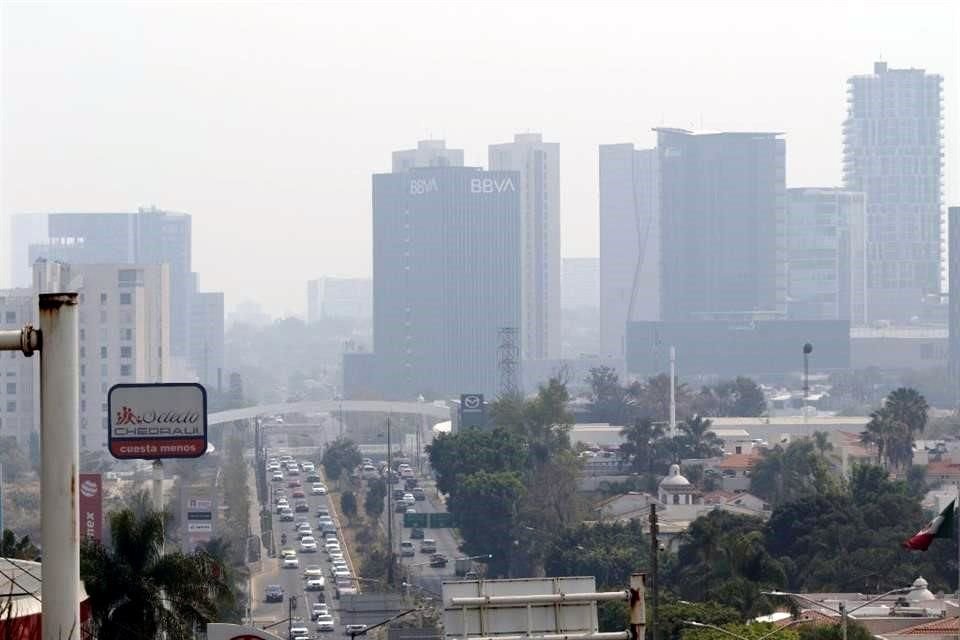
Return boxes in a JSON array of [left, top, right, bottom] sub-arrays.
[[906, 576, 935, 602], [660, 464, 690, 488]]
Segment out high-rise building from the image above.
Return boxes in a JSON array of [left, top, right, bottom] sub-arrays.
[[655, 128, 786, 321], [373, 164, 521, 399], [844, 61, 944, 321], [392, 139, 464, 172], [562, 258, 599, 311], [786, 188, 868, 324], [599, 144, 659, 358], [950, 206, 960, 403], [15, 208, 193, 359], [489, 133, 561, 360], [189, 280, 225, 392], [0, 288, 39, 445], [306, 277, 373, 323], [7, 213, 48, 288]]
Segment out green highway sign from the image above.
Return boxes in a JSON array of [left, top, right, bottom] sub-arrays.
[[428, 512, 454, 528], [404, 512, 428, 528]]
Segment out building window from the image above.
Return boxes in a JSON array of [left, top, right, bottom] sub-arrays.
[[80, 364, 86, 377], [5, 382, 15, 394], [100, 293, 108, 305], [100, 346, 107, 359], [99, 310, 107, 324], [80, 399, 86, 412], [120, 346, 132, 358], [120, 364, 132, 377], [6, 401, 14, 412], [120, 292, 132, 305], [4, 311, 14, 323], [100, 364, 107, 378], [80, 382, 86, 395], [122, 328, 133, 341], [80, 346, 86, 359], [79, 328, 85, 340]]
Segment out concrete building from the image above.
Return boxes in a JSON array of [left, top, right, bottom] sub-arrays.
[[562, 257, 599, 311], [7, 213, 48, 288], [189, 283, 225, 391], [372, 164, 521, 399], [844, 62, 944, 321], [16, 208, 193, 360], [851, 326, 948, 371], [786, 188, 868, 324], [489, 133, 561, 360], [656, 128, 786, 321], [306, 277, 373, 323], [950, 207, 960, 403], [392, 139, 464, 172], [599, 144, 659, 358], [0, 288, 39, 445]]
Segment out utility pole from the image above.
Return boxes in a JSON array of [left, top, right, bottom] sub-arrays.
[[649, 504, 659, 640], [802, 343, 813, 433], [386, 416, 394, 586], [669, 347, 676, 439], [628, 573, 647, 640]]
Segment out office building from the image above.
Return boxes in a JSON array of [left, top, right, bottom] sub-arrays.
[[599, 144, 659, 358], [7, 213, 48, 288], [392, 139, 464, 172], [844, 61, 944, 321], [489, 133, 561, 360], [15, 208, 193, 360], [950, 207, 960, 403], [786, 188, 868, 324], [562, 257, 599, 311], [373, 164, 521, 399], [306, 277, 373, 323], [656, 128, 786, 321], [0, 289, 39, 445], [189, 281, 225, 391]]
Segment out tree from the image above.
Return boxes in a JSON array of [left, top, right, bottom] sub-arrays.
[[1, 529, 39, 560], [627, 374, 693, 422], [81, 508, 232, 640], [427, 427, 528, 495], [620, 418, 665, 474], [448, 471, 526, 577], [0, 436, 30, 481], [797, 620, 873, 640], [716, 377, 767, 417], [199, 537, 247, 623], [884, 387, 929, 436], [585, 366, 629, 424], [341, 490, 358, 520], [750, 440, 836, 505], [321, 437, 362, 483], [365, 478, 387, 520], [654, 600, 741, 640], [491, 378, 574, 464], [678, 415, 724, 459], [685, 623, 799, 640], [543, 520, 650, 588]]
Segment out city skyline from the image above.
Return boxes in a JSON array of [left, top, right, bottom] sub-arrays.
[[2, 2, 956, 316]]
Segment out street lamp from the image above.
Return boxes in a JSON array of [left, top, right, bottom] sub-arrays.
[[802, 343, 813, 429], [683, 618, 810, 640], [763, 587, 911, 640]]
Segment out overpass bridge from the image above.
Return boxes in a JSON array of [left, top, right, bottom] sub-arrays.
[[208, 399, 452, 425]]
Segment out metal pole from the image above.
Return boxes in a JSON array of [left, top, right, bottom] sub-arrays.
[[39, 293, 81, 640], [802, 343, 812, 433], [153, 460, 164, 513], [628, 573, 646, 640], [386, 416, 394, 586], [669, 347, 676, 439], [649, 504, 659, 640], [840, 602, 847, 640]]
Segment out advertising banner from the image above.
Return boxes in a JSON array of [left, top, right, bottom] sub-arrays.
[[108, 383, 207, 459], [79, 473, 103, 542]]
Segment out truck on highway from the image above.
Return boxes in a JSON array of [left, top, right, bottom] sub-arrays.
[[454, 557, 473, 577]]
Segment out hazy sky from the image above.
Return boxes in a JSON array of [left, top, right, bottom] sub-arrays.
[[2, 1, 958, 317]]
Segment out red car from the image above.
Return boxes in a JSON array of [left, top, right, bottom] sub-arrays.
[[292, 490, 306, 499], [288, 479, 302, 488]]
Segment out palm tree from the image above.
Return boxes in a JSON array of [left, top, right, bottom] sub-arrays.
[[619, 418, 665, 474], [861, 410, 887, 467], [884, 387, 929, 436], [200, 537, 247, 623], [679, 415, 723, 458], [80, 508, 233, 640]]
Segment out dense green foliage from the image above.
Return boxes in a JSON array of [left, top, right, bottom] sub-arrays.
[[365, 477, 386, 519], [861, 387, 929, 470], [321, 437, 362, 483], [0, 528, 38, 559], [80, 508, 233, 640], [341, 489, 358, 519]]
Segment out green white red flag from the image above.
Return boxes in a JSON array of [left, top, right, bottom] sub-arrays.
[[903, 500, 956, 551]]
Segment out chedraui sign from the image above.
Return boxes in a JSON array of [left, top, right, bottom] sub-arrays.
[[108, 383, 208, 459]]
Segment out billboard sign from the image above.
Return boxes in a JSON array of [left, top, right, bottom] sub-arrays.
[[108, 383, 207, 459], [403, 512, 428, 528], [428, 512, 454, 528], [79, 473, 103, 542], [459, 394, 486, 429]]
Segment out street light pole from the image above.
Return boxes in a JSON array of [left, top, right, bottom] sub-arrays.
[[802, 343, 813, 432]]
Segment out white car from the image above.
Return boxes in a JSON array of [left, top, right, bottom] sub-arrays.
[[311, 484, 327, 495], [328, 551, 345, 562], [290, 625, 310, 639], [271, 472, 284, 482], [282, 555, 299, 569], [300, 536, 318, 552], [305, 577, 325, 591], [303, 463, 316, 472], [316, 614, 335, 632], [324, 541, 342, 554], [304, 564, 324, 578], [332, 568, 351, 580], [312, 603, 329, 620]]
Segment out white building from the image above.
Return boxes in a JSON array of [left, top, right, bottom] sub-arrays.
[[392, 139, 464, 172], [0, 288, 40, 445], [489, 133, 562, 360], [189, 285, 225, 391], [599, 144, 659, 359], [844, 61, 944, 321], [306, 277, 372, 323]]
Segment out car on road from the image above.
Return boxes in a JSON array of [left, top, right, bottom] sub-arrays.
[[280, 548, 296, 558], [392, 489, 405, 501], [331, 568, 351, 580], [324, 541, 342, 555], [334, 578, 357, 598], [316, 508, 330, 518], [295, 502, 310, 513], [271, 472, 284, 482], [300, 536, 318, 553], [276, 501, 290, 514], [315, 614, 335, 632], [264, 584, 284, 602], [280, 509, 295, 522], [282, 555, 300, 569], [292, 490, 306, 499], [289, 624, 310, 640], [405, 508, 417, 515], [404, 478, 419, 490], [304, 564, 324, 578], [311, 483, 327, 495], [412, 488, 426, 501], [420, 539, 437, 554], [402, 493, 415, 504], [305, 577, 325, 591], [288, 479, 302, 488], [311, 603, 329, 621], [298, 527, 314, 539], [306, 473, 321, 483], [331, 559, 348, 571], [344, 624, 368, 636], [400, 541, 415, 557], [328, 551, 345, 563], [410, 527, 424, 540], [394, 501, 407, 513], [429, 554, 448, 568]]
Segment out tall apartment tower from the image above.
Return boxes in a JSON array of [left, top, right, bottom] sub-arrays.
[[599, 144, 659, 358], [489, 134, 561, 360], [786, 188, 868, 324], [373, 164, 521, 399], [950, 207, 960, 404], [655, 128, 786, 321], [392, 139, 464, 172], [844, 61, 944, 321]]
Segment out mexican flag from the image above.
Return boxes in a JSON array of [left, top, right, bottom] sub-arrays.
[[903, 500, 956, 551]]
